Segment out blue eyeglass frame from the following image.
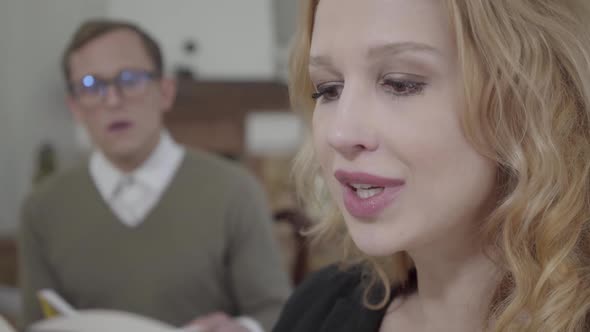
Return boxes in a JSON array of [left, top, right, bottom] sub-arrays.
[[68, 69, 161, 97]]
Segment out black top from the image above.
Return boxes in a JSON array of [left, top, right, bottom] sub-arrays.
[[273, 265, 416, 332]]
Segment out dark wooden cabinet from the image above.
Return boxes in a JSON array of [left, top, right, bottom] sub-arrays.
[[165, 79, 291, 157], [0, 237, 17, 286]]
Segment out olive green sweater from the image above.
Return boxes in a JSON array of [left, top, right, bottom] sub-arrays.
[[19, 150, 291, 330]]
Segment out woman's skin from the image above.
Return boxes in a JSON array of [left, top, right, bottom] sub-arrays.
[[309, 0, 501, 330]]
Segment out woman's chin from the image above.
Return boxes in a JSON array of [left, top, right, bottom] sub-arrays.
[[349, 230, 406, 257]]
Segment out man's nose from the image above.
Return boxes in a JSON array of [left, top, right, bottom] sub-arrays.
[[103, 84, 123, 108]]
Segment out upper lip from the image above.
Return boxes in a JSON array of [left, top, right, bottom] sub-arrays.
[[334, 170, 405, 187]]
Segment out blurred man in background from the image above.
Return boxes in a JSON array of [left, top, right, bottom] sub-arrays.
[[19, 19, 291, 332]]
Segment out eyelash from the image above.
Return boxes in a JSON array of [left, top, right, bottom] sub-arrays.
[[311, 79, 427, 102], [311, 83, 342, 101]]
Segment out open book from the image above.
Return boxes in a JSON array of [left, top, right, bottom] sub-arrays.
[[27, 289, 204, 332], [0, 316, 16, 332]]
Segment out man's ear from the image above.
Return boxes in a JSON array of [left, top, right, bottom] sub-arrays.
[[159, 77, 177, 112]]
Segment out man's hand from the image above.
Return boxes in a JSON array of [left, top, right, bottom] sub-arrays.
[[187, 312, 250, 332]]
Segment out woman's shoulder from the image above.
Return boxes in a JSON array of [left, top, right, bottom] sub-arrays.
[[273, 264, 384, 332]]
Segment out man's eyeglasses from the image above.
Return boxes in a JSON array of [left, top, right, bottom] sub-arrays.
[[68, 69, 160, 107]]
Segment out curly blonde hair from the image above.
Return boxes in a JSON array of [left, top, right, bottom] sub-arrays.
[[289, 0, 590, 331]]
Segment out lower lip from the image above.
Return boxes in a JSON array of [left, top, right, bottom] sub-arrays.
[[342, 184, 404, 219], [108, 122, 132, 132]]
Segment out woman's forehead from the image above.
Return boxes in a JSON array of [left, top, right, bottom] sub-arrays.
[[310, 0, 454, 61]]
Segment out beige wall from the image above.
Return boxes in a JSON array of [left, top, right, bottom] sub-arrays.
[[107, 0, 277, 80], [0, 1, 107, 234]]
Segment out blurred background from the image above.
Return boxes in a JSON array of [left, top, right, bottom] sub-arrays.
[[0, 0, 339, 327]]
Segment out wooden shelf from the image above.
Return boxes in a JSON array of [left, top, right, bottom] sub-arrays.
[[0, 237, 17, 286], [165, 79, 290, 157]]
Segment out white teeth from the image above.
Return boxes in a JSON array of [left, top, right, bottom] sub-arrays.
[[348, 183, 385, 199], [350, 183, 374, 190], [355, 187, 384, 199]]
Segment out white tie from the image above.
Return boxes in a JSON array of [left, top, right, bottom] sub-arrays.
[[111, 175, 149, 227]]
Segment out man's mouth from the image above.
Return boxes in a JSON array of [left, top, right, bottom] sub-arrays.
[[108, 121, 132, 132]]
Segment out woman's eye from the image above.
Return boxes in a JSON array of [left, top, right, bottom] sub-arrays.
[[311, 83, 343, 102], [382, 79, 426, 97]]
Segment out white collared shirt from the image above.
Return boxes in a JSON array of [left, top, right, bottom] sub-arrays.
[[89, 131, 185, 227]]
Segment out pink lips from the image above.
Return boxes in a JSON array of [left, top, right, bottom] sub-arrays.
[[334, 170, 405, 219]]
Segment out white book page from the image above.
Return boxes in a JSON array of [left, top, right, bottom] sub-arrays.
[[33, 290, 206, 332], [0, 316, 16, 332]]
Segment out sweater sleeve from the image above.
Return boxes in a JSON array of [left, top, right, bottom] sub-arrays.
[[224, 171, 292, 331], [18, 194, 61, 328]]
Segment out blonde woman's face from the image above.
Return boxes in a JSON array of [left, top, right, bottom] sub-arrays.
[[309, 0, 497, 256]]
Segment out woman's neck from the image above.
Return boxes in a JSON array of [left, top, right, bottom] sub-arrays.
[[384, 235, 501, 332]]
